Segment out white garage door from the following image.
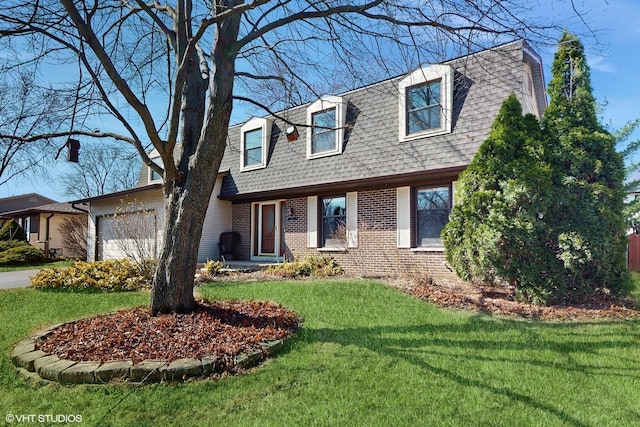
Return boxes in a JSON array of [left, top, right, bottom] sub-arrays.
[[97, 211, 157, 261]]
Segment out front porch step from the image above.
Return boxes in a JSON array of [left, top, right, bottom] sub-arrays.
[[220, 260, 282, 272]]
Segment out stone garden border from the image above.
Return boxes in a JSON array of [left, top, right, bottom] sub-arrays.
[[11, 323, 289, 385]]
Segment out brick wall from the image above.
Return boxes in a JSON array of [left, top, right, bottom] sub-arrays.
[[232, 187, 458, 281], [231, 203, 252, 260]]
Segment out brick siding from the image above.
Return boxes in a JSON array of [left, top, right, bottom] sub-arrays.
[[232, 187, 458, 281]]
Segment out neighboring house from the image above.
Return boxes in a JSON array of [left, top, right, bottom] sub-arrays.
[[0, 201, 89, 258], [0, 193, 57, 218], [83, 40, 546, 279]]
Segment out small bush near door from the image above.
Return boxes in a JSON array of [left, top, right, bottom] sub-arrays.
[[267, 254, 343, 278]]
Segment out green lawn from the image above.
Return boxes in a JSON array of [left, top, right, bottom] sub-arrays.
[[0, 260, 73, 272], [1, 279, 639, 426]]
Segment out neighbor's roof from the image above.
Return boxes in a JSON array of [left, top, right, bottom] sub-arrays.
[[0, 202, 88, 217], [0, 193, 58, 214]]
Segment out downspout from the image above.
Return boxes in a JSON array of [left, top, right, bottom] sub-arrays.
[[72, 202, 92, 262], [45, 213, 55, 256]]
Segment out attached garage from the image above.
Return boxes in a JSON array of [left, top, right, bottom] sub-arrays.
[[78, 176, 231, 263], [96, 209, 158, 261]]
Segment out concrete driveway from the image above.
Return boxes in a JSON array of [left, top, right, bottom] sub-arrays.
[[0, 269, 39, 290]]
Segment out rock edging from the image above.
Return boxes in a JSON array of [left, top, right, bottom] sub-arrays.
[[11, 324, 288, 385]]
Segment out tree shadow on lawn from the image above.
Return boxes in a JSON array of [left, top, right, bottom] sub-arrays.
[[305, 315, 640, 427]]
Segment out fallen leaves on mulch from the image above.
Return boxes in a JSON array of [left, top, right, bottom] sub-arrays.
[[391, 278, 640, 321], [36, 300, 301, 370]]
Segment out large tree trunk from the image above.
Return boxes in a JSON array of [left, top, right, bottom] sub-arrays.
[[150, 6, 241, 315], [150, 174, 215, 314]]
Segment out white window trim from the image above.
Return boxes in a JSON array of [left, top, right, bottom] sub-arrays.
[[307, 196, 318, 248], [398, 64, 454, 142], [306, 95, 347, 159], [240, 117, 273, 171], [397, 186, 411, 248], [346, 192, 358, 248]]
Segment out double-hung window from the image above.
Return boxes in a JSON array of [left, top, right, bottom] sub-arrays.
[[399, 64, 454, 141], [307, 192, 358, 250], [311, 108, 337, 155], [243, 128, 263, 167], [306, 95, 346, 159], [415, 186, 450, 248], [406, 80, 442, 134], [321, 196, 346, 248], [397, 185, 452, 249], [240, 117, 273, 171]]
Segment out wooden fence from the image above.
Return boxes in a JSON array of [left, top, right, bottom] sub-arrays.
[[628, 234, 640, 271]]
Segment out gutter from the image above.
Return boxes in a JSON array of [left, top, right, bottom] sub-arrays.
[[71, 202, 90, 214]]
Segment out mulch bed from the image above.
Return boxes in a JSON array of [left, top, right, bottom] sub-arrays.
[[36, 300, 301, 374], [392, 278, 640, 321]]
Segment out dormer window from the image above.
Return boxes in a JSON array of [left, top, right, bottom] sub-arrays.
[[306, 95, 346, 159], [240, 117, 273, 171], [399, 64, 454, 141], [148, 152, 163, 184], [149, 166, 162, 183], [311, 109, 336, 153], [406, 80, 441, 134]]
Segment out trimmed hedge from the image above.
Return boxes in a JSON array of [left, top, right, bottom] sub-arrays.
[[30, 259, 152, 291], [0, 240, 45, 265]]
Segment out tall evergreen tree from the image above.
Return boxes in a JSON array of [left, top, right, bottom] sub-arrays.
[[444, 34, 629, 305], [442, 94, 559, 304], [543, 32, 628, 301]]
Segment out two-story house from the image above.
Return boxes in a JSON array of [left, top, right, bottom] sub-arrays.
[[81, 39, 546, 279]]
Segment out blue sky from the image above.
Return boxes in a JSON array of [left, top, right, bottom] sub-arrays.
[[1, 0, 639, 202]]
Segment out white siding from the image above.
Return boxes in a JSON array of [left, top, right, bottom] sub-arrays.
[[197, 177, 232, 262]]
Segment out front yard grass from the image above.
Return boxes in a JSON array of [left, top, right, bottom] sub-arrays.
[[0, 259, 73, 272], [1, 279, 639, 426]]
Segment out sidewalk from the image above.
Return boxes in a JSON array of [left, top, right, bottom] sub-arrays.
[[0, 269, 39, 290]]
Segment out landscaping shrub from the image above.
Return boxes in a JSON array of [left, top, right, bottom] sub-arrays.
[[0, 241, 45, 265], [0, 219, 27, 241], [195, 259, 226, 283], [0, 239, 28, 252], [30, 259, 151, 291], [203, 259, 224, 276], [267, 255, 343, 278]]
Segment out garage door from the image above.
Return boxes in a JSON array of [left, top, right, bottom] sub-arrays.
[[96, 211, 157, 261]]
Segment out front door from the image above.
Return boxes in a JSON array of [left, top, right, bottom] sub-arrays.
[[260, 203, 276, 255]]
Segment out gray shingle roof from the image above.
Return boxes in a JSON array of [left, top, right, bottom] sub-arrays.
[[219, 40, 545, 200]]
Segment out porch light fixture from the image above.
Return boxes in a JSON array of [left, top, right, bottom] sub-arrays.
[[285, 125, 299, 142]]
